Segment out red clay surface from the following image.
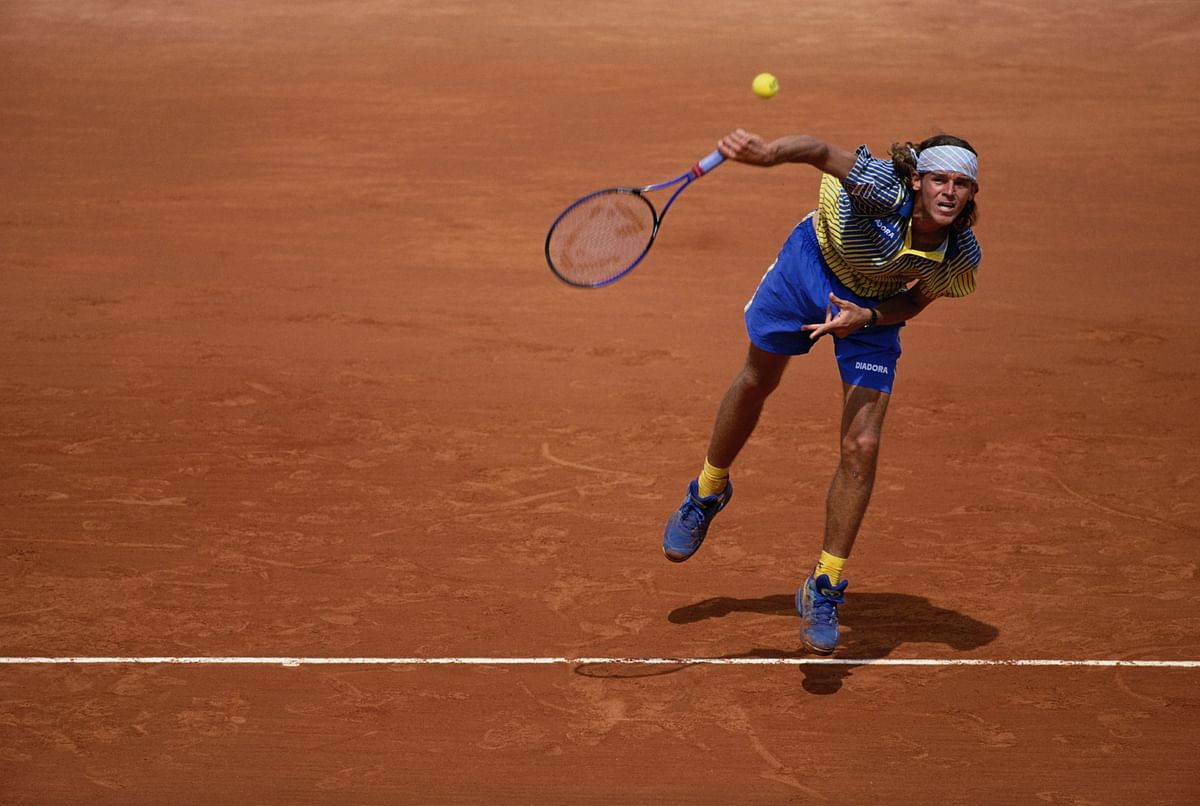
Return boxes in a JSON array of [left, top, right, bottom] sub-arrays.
[[2, 1, 1199, 802]]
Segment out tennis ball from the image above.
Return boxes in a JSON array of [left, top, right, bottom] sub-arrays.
[[752, 72, 778, 99]]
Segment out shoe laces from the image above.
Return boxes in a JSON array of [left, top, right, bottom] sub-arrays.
[[809, 588, 842, 625], [679, 499, 707, 532]]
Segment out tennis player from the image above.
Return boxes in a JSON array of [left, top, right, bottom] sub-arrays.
[[662, 128, 982, 655]]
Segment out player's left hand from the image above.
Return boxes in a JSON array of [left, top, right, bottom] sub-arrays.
[[801, 293, 873, 340]]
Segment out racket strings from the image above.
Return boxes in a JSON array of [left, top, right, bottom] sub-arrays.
[[546, 191, 656, 287]]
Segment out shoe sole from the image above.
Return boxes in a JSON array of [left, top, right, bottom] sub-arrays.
[[662, 547, 691, 563], [801, 638, 836, 656]]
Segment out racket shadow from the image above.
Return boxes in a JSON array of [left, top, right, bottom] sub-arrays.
[[668, 591, 1000, 695], [573, 661, 699, 680]]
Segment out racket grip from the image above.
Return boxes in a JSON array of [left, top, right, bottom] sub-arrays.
[[692, 149, 726, 177]]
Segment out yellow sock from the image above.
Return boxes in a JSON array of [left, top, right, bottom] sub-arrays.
[[814, 550, 847, 585], [696, 459, 729, 498]]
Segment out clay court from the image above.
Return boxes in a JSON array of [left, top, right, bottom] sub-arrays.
[[2, 0, 1199, 802]]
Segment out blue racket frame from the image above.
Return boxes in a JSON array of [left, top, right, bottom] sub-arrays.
[[545, 149, 726, 288]]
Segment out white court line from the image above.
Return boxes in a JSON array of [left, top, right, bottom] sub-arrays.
[[1, 657, 1197, 668]]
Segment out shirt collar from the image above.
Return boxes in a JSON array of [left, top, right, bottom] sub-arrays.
[[901, 224, 948, 262]]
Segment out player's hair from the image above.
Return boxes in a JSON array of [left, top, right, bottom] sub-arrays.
[[890, 134, 979, 231]]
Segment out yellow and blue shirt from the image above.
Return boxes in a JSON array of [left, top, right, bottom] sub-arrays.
[[812, 145, 981, 300]]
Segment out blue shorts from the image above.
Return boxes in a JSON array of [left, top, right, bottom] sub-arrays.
[[744, 217, 902, 393]]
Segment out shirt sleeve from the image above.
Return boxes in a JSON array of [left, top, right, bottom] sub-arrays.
[[840, 144, 906, 217]]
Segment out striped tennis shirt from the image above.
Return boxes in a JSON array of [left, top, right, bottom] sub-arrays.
[[812, 145, 981, 300]]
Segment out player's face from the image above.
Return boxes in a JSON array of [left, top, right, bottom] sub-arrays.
[[911, 171, 977, 228]]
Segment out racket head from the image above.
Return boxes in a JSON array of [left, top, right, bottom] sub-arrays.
[[545, 188, 659, 288]]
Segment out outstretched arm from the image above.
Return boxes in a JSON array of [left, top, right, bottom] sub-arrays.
[[717, 129, 857, 180]]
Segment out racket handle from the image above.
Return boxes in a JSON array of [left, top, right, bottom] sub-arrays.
[[691, 149, 726, 178]]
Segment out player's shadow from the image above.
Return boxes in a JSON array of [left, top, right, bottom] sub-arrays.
[[668, 591, 999, 695]]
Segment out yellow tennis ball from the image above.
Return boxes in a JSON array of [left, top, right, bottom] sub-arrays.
[[752, 72, 778, 99]]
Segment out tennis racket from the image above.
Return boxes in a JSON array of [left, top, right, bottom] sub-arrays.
[[545, 149, 725, 288]]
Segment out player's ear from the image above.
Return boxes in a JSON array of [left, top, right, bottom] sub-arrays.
[[909, 171, 921, 192]]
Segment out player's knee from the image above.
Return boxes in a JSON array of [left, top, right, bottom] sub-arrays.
[[738, 355, 787, 396], [736, 367, 781, 399], [840, 431, 881, 472]]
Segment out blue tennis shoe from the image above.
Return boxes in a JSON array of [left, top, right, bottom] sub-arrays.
[[797, 573, 849, 655], [662, 479, 733, 562]]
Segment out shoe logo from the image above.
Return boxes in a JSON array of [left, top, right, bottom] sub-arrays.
[[854, 361, 889, 375]]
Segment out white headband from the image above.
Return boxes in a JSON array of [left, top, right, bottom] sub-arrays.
[[916, 145, 978, 181]]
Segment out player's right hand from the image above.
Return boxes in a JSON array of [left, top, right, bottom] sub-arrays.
[[718, 129, 776, 167]]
